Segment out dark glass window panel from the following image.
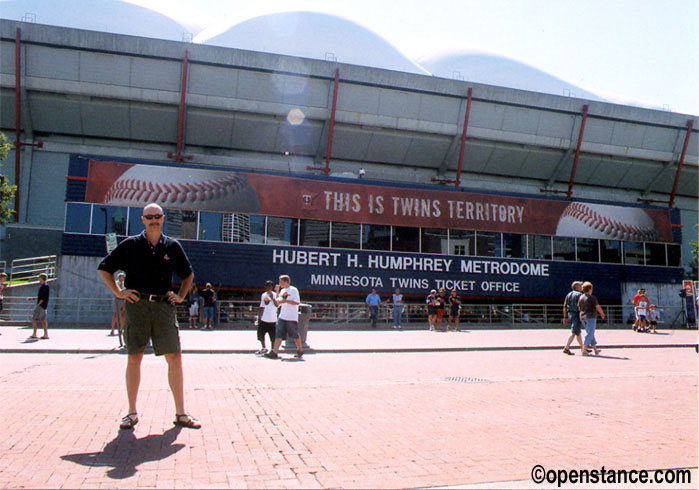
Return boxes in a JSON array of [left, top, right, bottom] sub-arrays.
[[91, 205, 128, 235], [645, 242, 667, 266], [362, 224, 391, 251], [475, 232, 500, 257], [198, 212, 223, 242], [421, 228, 448, 254], [392, 226, 419, 252], [600, 240, 622, 263], [64, 203, 91, 233], [167, 210, 198, 240], [529, 235, 552, 260], [299, 219, 330, 247], [667, 244, 681, 267], [576, 238, 599, 262], [331, 222, 361, 249], [623, 241, 644, 265], [552, 237, 576, 261], [502, 233, 526, 258], [225, 214, 264, 244], [449, 230, 475, 256], [266, 217, 298, 245]]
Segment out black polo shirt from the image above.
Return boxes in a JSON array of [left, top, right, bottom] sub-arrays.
[[98, 231, 193, 295]]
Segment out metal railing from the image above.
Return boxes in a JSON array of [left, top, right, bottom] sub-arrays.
[[0, 297, 687, 328], [3, 255, 57, 284]]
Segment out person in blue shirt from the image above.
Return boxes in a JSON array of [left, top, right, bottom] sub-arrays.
[[365, 288, 382, 329]]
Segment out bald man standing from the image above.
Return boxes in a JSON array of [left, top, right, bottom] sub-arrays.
[[98, 203, 201, 430]]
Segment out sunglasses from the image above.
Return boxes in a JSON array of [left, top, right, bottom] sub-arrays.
[[143, 214, 164, 220]]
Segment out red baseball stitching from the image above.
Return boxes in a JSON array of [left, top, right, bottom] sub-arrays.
[[105, 172, 250, 205], [560, 202, 659, 241]]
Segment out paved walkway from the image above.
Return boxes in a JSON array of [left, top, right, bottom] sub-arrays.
[[1, 323, 697, 354], [0, 324, 697, 489]]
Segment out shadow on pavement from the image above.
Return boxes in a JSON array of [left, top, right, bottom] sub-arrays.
[[61, 426, 183, 479]]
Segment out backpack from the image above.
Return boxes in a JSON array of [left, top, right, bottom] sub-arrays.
[[565, 290, 582, 313]]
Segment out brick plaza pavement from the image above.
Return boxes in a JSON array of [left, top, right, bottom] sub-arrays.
[[0, 325, 697, 489]]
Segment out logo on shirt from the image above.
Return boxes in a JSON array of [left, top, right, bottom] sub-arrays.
[[163, 254, 170, 261]]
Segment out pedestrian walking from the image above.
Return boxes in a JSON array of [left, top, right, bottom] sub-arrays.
[[390, 288, 404, 330], [27, 273, 50, 340], [435, 287, 447, 331], [256, 280, 278, 354], [365, 288, 381, 329], [186, 285, 200, 329], [446, 289, 462, 332], [562, 281, 584, 355], [199, 283, 217, 330], [578, 281, 605, 356], [110, 272, 126, 339], [97, 202, 201, 430], [426, 289, 437, 331], [265, 275, 303, 359]]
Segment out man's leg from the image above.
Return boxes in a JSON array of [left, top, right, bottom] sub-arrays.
[[31, 318, 38, 337], [41, 319, 49, 338], [564, 333, 575, 351], [126, 352, 144, 414], [271, 337, 283, 354], [111, 311, 117, 335], [164, 353, 185, 415]]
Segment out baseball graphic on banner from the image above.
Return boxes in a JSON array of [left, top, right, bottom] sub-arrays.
[[556, 202, 660, 241], [103, 166, 260, 213]]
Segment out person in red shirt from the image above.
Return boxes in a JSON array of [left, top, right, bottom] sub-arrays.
[[631, 288, 648, 331]]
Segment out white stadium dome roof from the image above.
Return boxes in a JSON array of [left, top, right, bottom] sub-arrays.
[[0, 0, 188, 41], [199, 11, 430, 75]]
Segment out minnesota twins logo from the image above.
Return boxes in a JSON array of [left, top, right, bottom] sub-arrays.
[[302, 194, 313, 207]]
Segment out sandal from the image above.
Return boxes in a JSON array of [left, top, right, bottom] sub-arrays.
[[28, 335, 38, 339], [40, 335, 49, 340], [174, 413, 201, 429], [119, 413, 138, 430]]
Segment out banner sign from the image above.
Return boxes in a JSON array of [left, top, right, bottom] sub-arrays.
[[181, 242, 631, 301], [84, 160, 673, 242]]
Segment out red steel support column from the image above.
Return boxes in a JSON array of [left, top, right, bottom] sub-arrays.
[[567, 104, 589, 199], [668, 119, 695, 208], [453, 87, 473, 187], [14, 27, 21, 222], [174, 49, 189, 163], [324, 68, 339, 176]]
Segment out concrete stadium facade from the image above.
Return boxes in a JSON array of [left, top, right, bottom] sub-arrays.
[[0, 20, 697, 310]]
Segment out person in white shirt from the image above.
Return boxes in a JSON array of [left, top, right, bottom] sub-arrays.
[[255, 280, 278, 354], [635, 296, 649, 332], [265, 275, 303, 359]]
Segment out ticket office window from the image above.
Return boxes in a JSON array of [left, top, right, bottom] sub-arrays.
[[298, 219, 330, 247], [623, 241, 644, 265], [91, 205, 128, 235], [502, 233, 526, 259], [64, 203, 92, 234], [475, 232, 500, 257], [266, 217, 298, 246], [449, 230, 475, 256], [644, 242, 667, 266], [362, 224, 391, 251], [552, 237, 576, 261], [392, 226, 419, 252], [528, 235, 552, 260], [600, 240, 622, 263], [331, 222, 361, 249], [422, 228, 448, 254], [576, 238, 600, 262]]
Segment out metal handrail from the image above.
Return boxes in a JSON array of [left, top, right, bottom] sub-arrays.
[[6, 255, 57, 283], [0, 297, 681, 327]]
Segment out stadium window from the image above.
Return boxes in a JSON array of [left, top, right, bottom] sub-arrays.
[[600, 240, 622, 263], [576, 238, 600, 262], [528, 235, 552, 260], [198, 212, 224, 242], [449, 230, 475, 256], [421, 228, 448, 254], [330, 222, 361, 249], [392, 226, 420, 252], [644, 242, 667, 266], [622, 241, 644, 265], [502, 233, 526, 258], [91, 205, 128, 235], [167, 210, 198, 240], [667, 243, 682, 267], [127, 207, 145, 235], [299, 219, 330, 247], [362, 224, 391, 251], [475, 232, 500, 257], [552, 236, 576, 261], [65, 203, 92, 234], [222, 214, 264, 244], [266, 217, 298, 246]]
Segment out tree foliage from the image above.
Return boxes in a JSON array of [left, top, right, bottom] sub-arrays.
[[0, 132, 17, 224]]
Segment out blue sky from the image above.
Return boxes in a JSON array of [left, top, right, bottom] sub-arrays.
[[13, 0, 699, 115]]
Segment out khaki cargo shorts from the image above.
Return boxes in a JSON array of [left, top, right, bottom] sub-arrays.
[[123, 299, 181, 356]]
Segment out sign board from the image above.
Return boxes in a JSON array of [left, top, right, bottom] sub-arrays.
[[105, 233, 117, 254]]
